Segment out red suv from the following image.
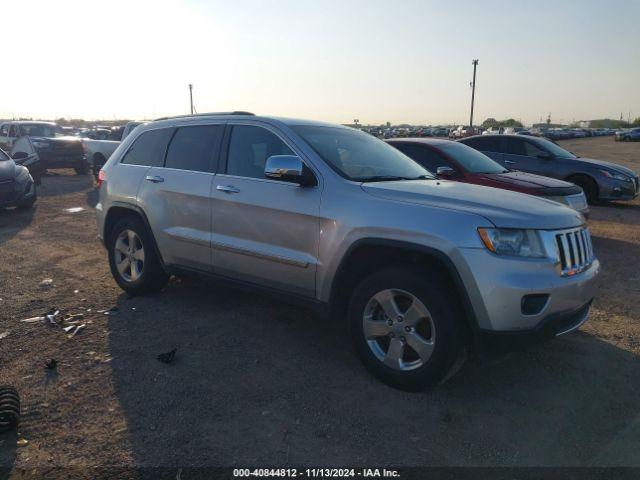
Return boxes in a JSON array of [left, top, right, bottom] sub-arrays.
[[386, 138, 589, 215]]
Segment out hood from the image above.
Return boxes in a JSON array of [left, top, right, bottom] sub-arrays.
[[362, 180, 584, 230], [573, 157, 637, 178], [0, 159, 17, 181], [480, 171, 575, 189], [29, 136, 83, 152]]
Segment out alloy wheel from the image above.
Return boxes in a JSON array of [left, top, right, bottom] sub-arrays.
[[113, 229, 145, 282], [362, 288, 435, 371]]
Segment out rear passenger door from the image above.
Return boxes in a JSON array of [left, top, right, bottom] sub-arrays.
[[137, 123, 223, 271], [211, 123, 321, 298], [464, 136, 503, 164], [503, 137, 555, 176]]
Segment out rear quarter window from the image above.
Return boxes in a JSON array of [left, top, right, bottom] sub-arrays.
[[121, 128, 173, 167]]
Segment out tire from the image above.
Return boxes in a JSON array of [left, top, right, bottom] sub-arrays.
[[348, 265, 464, 391], [569, 175, 598, 203], [75, 162, 89, 175], [107, 215, 168, 294], [0, 385, 20, 433], [16, 185, 37, 210], [92, 154, 106, 181]]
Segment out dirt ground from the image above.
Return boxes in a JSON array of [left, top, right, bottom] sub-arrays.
[[0, 136, 639, 477]]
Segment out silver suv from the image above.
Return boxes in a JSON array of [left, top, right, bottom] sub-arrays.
[[96, 113, 600, 390]]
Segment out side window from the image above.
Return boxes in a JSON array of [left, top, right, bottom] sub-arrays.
[[226, 125, 294, 179], [0, 124, 8, 136], [523, 141, 546, 157], [9, 125, 19, 137], [393, 144, 451, 173], [121, 128, 173, 167], [165, 125, 221, 172], [466, 136, 500, 152], [504, 137, 526, 156]]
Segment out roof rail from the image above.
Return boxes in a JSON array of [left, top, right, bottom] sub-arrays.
[[153, 111, 255, 121]]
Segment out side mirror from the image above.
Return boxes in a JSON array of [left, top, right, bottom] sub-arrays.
[[436, 166, 457, 177], [265, 155, 316, 187], [537, 152, 552, 160], [12, 151, 28, 160]]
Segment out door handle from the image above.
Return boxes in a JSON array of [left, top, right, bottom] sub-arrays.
[[145, 175, 164, 183], [504, 160, 515, 165], [216, 185, 240, 194]]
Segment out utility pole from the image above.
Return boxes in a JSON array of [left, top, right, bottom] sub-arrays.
[[189, 84, 194, 115], [469, 59, 479, 128]]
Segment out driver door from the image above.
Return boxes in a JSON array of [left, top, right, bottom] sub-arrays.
[[211, 123, 321, 298]]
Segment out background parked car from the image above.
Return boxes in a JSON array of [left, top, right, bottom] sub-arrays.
[[0, 147, 37, 209], [386, 138, 589, 215], [82, 121, 143, 179], [459, 134, 639, 202], [615, 128, 640, 142], [6, 121, 87, 175]]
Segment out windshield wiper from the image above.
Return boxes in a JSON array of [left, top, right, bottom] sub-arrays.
[[358, 175, 433, 182]]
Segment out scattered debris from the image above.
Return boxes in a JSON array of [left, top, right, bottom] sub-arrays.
[[98, 307, 120, 316], [0, 331, 9, 340], [74, 289, 80, 294], [46, 309, 61, 326], [20, 316, 45, 323], [45, 359, 58, 370], [67, 324, 86, 339], [39, 278, 53, 288], [157, 348, 177, 364], [0, 385, 21, 433], [62, 325, 76, 333], [64, 207, 85, 213], [16, 438, 28, 447]]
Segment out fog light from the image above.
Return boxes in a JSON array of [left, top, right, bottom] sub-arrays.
[[521, 294, 549, 316]]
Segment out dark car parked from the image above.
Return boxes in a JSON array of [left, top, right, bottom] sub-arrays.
[[0, 148, 37, 209], [386, 138, 589, 215], [6, 121, 87, 176], [615, 128, 640, 142], [458, 135, 639, 202]]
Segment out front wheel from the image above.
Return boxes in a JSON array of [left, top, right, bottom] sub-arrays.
[[16, 185, 37, 210], [107, 216, 168, 294], [348, 266, 464, 391]]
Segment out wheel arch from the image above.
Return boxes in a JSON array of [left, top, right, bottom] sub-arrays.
[[329, 238, 480, 336], [565, 173, 599, 198], [103, 202, 166, 268]]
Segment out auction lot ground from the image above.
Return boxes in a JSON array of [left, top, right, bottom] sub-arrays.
[[0, 136, 639, 477]]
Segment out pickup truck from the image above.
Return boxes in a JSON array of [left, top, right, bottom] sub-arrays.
[[82, 122, 143, 179]]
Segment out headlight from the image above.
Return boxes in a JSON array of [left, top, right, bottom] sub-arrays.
[[600, 170, 631, 182], [478, 228, 545, 258], [32, 141, 50, 149]]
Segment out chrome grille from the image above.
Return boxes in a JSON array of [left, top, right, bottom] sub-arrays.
[[554, 227, 594, 276]]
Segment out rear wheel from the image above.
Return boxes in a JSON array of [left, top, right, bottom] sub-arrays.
[[107, 216, 168, 294], [348, 266, 464, 391], [569, 175, 598, 203], [75, 161, 89, 175]]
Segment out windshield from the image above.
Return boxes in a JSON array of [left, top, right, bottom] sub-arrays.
[[438, 143, 506, 174], [19, 123, 61, 138], [293, 125, 433, 181], [0, 149, 9, 161], [536, 137, 577, 158]]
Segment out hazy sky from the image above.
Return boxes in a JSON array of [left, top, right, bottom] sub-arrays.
[[2, 0, 639, 125]]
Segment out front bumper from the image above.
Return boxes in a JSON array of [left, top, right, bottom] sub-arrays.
[[455, 247, 600, 333], [547, 192, 589, 216], [478, 299, 593, 351], [597, 176, 639, 201], [0, 178, 36, 207]]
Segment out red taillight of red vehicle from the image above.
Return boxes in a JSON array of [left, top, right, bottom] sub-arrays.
[[97, 170, 106, 188]]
